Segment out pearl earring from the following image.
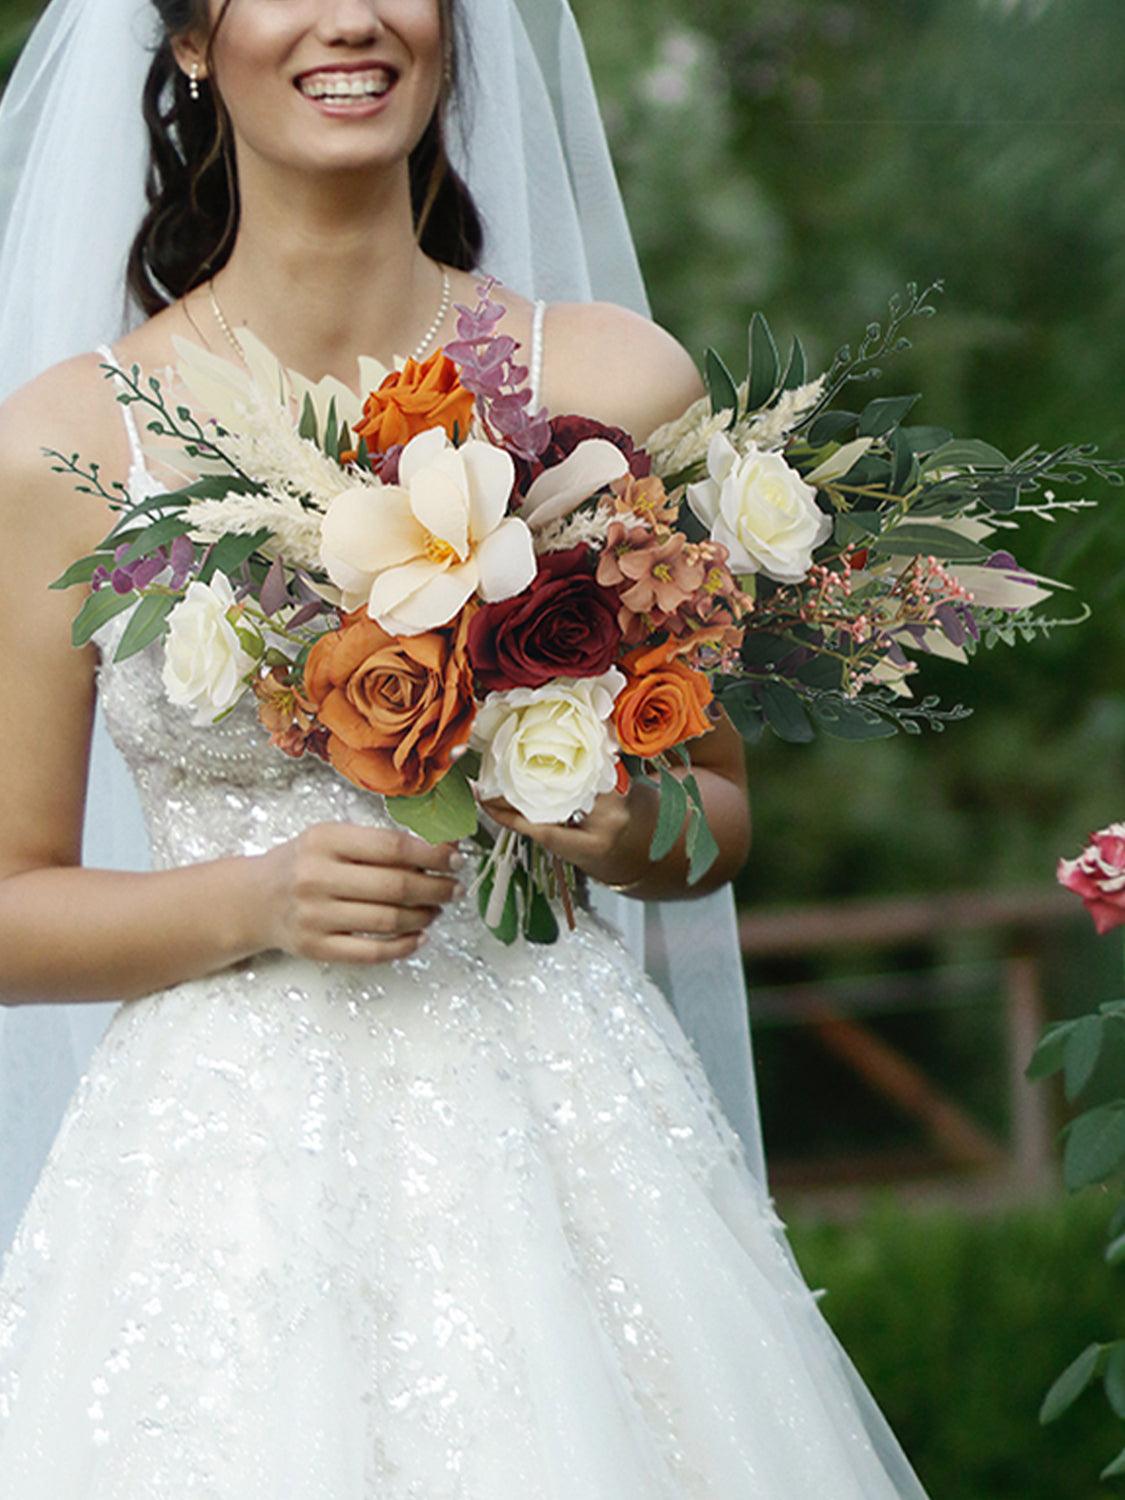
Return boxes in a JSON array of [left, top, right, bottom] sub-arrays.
[[189, 62, 201, 102]]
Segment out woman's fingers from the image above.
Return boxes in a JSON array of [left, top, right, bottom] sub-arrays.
[[319, 898, 441, 938]]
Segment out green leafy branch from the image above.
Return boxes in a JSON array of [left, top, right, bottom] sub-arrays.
[[1027, 998, 1125, 1480]]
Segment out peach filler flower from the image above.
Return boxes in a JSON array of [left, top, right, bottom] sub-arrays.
[[297, 606, 477, 797]]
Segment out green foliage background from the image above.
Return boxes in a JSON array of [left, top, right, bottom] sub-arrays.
[[3, 2, 1123, 1492]]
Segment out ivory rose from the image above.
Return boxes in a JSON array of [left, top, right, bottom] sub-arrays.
[[162, 573, 257, 726], [298, 606, 476, 797], [612, 636, 714, 758], [352, 349, 475, 451], [470, 669, 626, 824], [318, 426, 536, 635], [686, 432, 831, 584], [1057, 823, 1125, 936]]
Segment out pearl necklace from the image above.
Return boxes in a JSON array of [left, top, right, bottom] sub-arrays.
[[207, 263, 453, 368]]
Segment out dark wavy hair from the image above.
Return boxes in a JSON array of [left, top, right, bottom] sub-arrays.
[[126, 0, 484, 317]]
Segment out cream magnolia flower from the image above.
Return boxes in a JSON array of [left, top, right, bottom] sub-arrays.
[[319, 427, 536, 635], [518, 439, 630, 530], [470, 669, 626, 825], [686, 432, 832, 583], [162, 574, 257, 726]]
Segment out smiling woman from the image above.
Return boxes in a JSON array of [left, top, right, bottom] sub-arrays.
[[0, 0, 931, 1495]]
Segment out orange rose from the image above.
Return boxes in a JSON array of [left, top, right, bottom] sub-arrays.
[[612, 635, 715, 758], [353, 349, 475, 451], [298, 606, 476, 797]]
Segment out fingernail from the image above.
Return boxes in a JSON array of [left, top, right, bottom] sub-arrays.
[[449, 850, 465, 870], [451, 881, 465, 899], [416, 931, 428, 946]]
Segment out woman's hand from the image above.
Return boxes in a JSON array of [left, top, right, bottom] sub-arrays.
[[476, 779, 660, 890], [253, 822, 464, 965]]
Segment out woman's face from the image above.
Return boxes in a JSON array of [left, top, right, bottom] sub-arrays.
[[182, 0, 445, 180]]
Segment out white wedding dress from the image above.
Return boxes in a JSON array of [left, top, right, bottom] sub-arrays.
[[0, 342, 929, 1499]]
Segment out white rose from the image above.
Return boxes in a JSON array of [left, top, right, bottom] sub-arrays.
[[470, 669, 626, 825], [162, 574, 257, 726], [686, 432, 832, 584]]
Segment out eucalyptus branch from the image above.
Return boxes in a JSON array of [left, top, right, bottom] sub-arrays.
[[796, 279, 945, 432], [42, 448, 130, 509], [100, 361, 254, 483]]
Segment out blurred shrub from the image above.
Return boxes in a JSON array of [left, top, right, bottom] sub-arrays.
[[788, 1191, 1125, 1498]]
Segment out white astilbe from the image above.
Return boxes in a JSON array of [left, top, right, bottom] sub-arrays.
[[533, 503, 619, 555], [184, 490, 324, 569], [220, 397, 357, 511], [643, 373, 829, 478], [643, 394, 734, 480]]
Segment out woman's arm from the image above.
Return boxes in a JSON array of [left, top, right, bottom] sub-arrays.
[[479, 301, 752, 899]]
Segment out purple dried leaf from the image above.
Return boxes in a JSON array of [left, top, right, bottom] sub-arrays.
[[936, 602, 966, 646], [260, 555, 291, 616], [110, 568, 135, 595], [132, 555, 168, 589], [288, 599, 325, 629]]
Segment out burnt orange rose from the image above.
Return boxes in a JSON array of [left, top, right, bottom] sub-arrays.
[[298, 606, 476, 797], [352, 349, 475, 451], [612, 635, 714, 758]]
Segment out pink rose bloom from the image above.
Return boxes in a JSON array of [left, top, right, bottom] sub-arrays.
[[1057, 822, 1125, 936]]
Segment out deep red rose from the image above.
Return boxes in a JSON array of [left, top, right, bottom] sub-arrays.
[[467, 544, 623, 692], [512, 414, 651, 501]]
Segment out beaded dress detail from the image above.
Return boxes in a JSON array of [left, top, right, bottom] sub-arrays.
[[0, 318, 927, 1499]]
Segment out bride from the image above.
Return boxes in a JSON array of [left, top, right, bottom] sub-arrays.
[[0, 0, 932, 1494]]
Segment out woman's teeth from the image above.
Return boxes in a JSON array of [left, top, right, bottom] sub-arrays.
[[299, 71, 395, 102]]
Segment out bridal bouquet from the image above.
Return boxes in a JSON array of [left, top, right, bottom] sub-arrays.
[[49, 277, 1118, 942]]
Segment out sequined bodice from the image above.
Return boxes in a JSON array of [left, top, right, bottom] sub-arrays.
[[91, 599, 406, 873]]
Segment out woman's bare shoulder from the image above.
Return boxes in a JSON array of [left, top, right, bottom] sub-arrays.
[[540, 300, 707, 444], [0, 342, 152, 567]]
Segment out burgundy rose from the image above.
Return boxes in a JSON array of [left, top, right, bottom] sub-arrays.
[[467, 544, 623, 692], [512, 414, 651, 500]]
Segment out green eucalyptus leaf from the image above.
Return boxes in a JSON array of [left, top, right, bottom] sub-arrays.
[[199, 527, 272, 584], [704, 347, 739, 423], [685, 806, 720, 885], [650, 768, 688, 863], [298, 392, 319, 444], [1101, 1448, 1125, 1481], [747, 312, 780, 410], [869, 525, 992, 562], [921, 438, 1010, 473], [1105, 1231, 1125, 1267], [890, 426, 915, 493], [810, 697, 897, 741], [524, 881, 560, 944], [720, 686, 767, 744], [805, 410, 858, 447], [857, 394, 921, 438], [49, 553, 107, 591], [71, 586, 137, 648], [781, 333, 807, 391], [760, 681, 815, 743], [384, 763, 479, 844], [113, 593, 176, 663], [119, 514, 194, 564], [900, 424, 952, 455]]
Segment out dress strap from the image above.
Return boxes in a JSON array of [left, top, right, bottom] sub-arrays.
[[95, 340, 147, 478], [529, 298, 547, 412]]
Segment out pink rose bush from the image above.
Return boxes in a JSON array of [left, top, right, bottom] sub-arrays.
[[1057, 823, 1125, 936]]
